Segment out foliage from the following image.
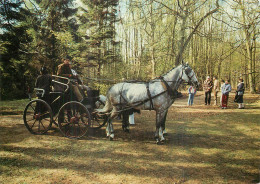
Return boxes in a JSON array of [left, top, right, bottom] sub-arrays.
[[78, 0, 120, 76], [0, 0, 259, 100], [0, 1, 34, 100]]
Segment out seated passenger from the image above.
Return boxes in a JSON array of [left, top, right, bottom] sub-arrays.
[[35, 66, 52, 103]]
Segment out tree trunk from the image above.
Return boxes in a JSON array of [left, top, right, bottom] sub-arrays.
[[240, 0, 256, 93]]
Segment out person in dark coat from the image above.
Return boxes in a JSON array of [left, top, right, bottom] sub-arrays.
[[35, 66, 52, 103], [235, 78, 245, 109]]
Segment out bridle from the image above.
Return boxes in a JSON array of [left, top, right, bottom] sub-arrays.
[[182, 65, 195, 85]]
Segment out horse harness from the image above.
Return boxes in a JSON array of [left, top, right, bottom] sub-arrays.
[[118, 77, 180, 111], [115, 65, 193, 112]]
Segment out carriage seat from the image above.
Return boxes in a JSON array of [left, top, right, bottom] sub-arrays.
[[35, 88, 63, 100]]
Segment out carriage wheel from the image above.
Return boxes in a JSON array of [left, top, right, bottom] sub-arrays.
[[58, 101, 91, 139], [23, 99, 53, 135], [91, 112, 108, 129], [91, 100, 108, 129]]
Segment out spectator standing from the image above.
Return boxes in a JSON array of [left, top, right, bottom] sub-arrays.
[[203, 76, 213, 105], [213, 76, 219, 105], [187, 85, 196, 106], [235, 78, 245, 109], [221, 79, 232, 109], [220, 79, 225, 106]]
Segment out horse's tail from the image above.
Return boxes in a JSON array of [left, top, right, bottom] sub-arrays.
[[96, 92, 113, 113], [102, 96, 112, 112]]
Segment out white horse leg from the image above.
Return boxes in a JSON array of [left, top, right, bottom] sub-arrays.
[[106, 119, 114, 140], [159, 127, 165, 142], [155, 110, 167, 145]]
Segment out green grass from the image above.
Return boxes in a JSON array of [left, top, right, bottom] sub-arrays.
[[0, 99, 32, 115]]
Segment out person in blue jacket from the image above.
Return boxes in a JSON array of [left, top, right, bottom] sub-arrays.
[[221, 79, 232, 109]]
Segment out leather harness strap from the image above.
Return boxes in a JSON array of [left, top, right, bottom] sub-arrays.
[[159, 76, 175, 99], [146, 83, 154, 110]]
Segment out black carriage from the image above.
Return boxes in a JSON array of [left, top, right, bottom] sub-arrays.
[[23, 75, 108, 139]]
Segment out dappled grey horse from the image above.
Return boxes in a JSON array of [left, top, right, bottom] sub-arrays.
[[98, 63, 199, 144]]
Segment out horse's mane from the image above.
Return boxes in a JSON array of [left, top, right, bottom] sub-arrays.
[[121, 65, 183, 84], [123, 80, 147, 84], [161, 66, 177, 77]]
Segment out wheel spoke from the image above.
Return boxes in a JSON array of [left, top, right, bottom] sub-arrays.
[[38, 121, 41, 131], [26, 118, 35, 123], [67, 111, 72, 119], [30, 119, 37, 129], [43, 118, 51, 121], [40, 120, 46, 130], [61, 122, 70, 127], [29, 104, 36, 112], [38, 111, 50, 118]]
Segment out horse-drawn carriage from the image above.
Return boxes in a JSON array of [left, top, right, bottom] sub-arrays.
[[24, 63, 199, 144], [23, 75, 108, 139]]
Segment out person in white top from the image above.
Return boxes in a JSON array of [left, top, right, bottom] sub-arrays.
[[213, 76, 219, 105], [220, 79, 225, 106]]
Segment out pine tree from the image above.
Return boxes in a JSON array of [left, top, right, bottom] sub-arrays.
[[0, 0, 34, 99], [78, 0, 120, 77], [27, 0, 78, 73]]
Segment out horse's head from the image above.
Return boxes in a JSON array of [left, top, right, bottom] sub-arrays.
[[181, 63, 199, 88]]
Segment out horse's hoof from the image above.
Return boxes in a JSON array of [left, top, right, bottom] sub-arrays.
[[156, 141, 163, 145], [156, 139, 162, 145], [125, 129, 130, 133], [109, 136, 113, 141]]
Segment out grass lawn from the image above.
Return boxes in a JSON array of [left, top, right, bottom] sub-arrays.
[[0, 99, 31, 115], [0, 92, 259, 183]]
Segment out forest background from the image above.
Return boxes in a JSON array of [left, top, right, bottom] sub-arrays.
[[0, 0, 259, 100]]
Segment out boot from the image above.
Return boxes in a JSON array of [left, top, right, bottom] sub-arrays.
[[238, 103, 242, 109], [241, 103, 245, 109]]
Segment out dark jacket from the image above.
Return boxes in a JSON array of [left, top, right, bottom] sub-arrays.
[[57, 63, 82, 84], [35, 74, 52, 94], [237, 82, 245, 95], [57, 63, 73, 78]]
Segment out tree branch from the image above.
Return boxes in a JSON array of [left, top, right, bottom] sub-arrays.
[[183, 0, 220, 54], [149, 0, 184, 19]]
